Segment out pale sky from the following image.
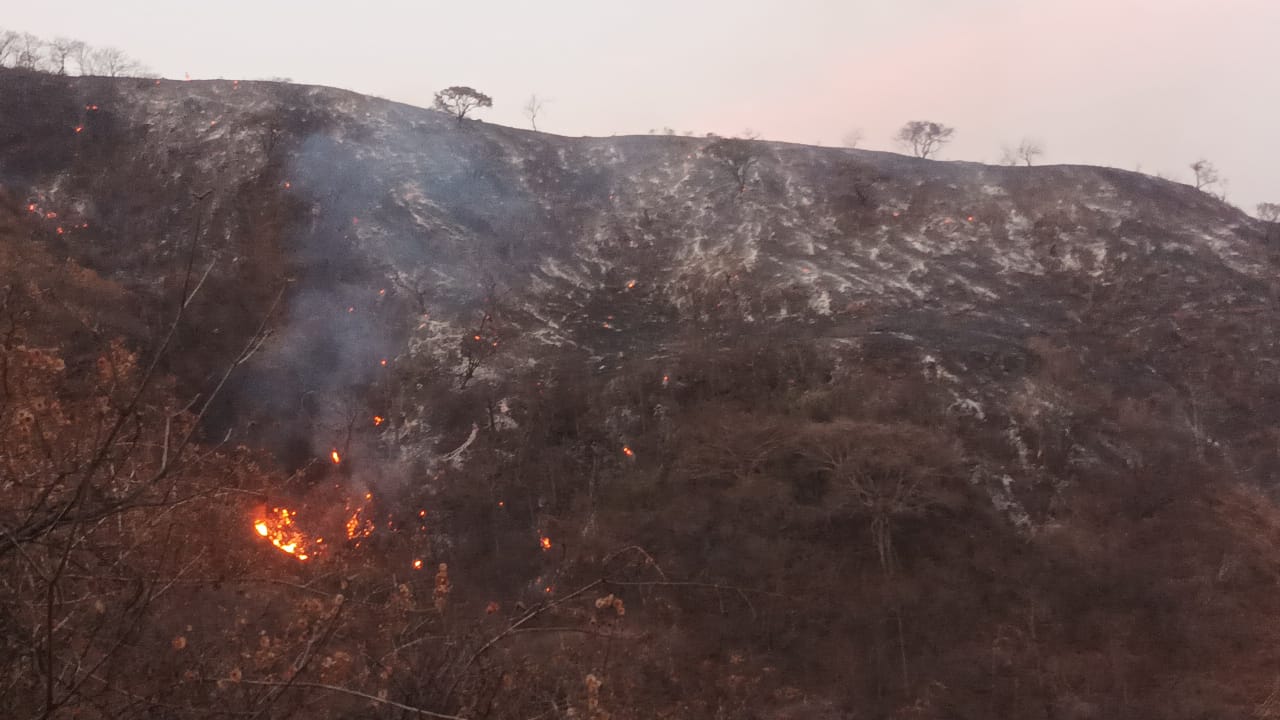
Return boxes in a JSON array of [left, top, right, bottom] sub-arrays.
[[3, 0, 1277, 211]]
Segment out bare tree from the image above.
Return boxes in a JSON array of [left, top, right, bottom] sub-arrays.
[[704, 136, 762, 192], [895, 120, 955, 159], [46, 37, 84, 75], [1001, 138, 1044, 166], [71, 41, 96, 75], [841, 128, 865, 149], [13, 32, 46, 70], [1259, 203, 1280, 243], [0, 29, 18, 67], [523, 93, 544, 131], [433, 86, 493, 124], [1190, 159, 1221, 192]]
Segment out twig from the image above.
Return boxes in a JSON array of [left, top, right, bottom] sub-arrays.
[[240, 680, 466, 720]]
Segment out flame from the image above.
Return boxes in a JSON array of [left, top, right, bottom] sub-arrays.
[[373, 415, 385, 426], [380, 359, 388, 366], [413, 559, 424, 570], [622, 446, 634, 457], [626, 279, 637, 289], [331, 450, 341, 464], [252, 507, 311, 561], [27, 204, 36, 212], [418, 509, 426, 518], [540, 536, 552, 550], [74, 126, 83, 133]]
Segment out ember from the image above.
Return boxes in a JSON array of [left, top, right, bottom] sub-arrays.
[[413, 559, 424, 570], [330, 450, 341, 464], [622, 446, 634, 457], [251, 507, 312, 561], [74, 126, 83, 133], [540, 536, 552, 550], [373, 415, 385, 426]]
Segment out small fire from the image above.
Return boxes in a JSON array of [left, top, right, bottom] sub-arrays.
[[413, 559, 424, 570], [622, 446, 634, 457], [74, 126, 83, 133], [626, 279, 637, 289], [27, 204, 36, 212], [330, 450, 341, 464], [418, 509, 426, 518], [380, 359, 388, 366], [252, 507, 312, 561], [283, 181, 291, 189], [373, 416, 385, 426], [540, 536, 552, 550]]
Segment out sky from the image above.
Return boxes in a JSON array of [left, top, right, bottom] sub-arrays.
[[3, 0, 1277, 212]]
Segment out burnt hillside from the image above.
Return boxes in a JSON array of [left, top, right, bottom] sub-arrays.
[[4, 68, 1280, 719]]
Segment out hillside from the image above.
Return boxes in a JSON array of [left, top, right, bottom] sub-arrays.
[[4, 68, 1280, 719]]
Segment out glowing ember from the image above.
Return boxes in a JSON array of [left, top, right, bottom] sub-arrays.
[[967, 215, 975, 222], [540, 536, 552, 550], [413, 559, 424, 570], [284, 181, 291, 189], [330, 450, 341, 464], [373, 416, 385, 426], [27, 204, 36, 212], [56, 227, 64, 235], [74, 126, 83, 133], [380, 359, 387, 366], [251, 507, 312, 561], [626, 279, 637, 289], [379, 288, 386, 296], [418, 509, 426, 518], [622, 446, 634, 457]]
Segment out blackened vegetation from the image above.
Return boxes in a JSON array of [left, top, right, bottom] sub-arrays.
[[4, 72, 1280, 719]]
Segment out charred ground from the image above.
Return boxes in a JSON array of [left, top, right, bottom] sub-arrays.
[[4, 68, 1280, 719]]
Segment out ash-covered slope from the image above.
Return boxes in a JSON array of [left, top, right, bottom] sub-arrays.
[[3, 69, 1276, 492], [8, 70, 1280, 718]]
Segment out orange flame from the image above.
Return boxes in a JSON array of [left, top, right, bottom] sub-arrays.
[[540, 536, 552, 550], [373, 416, 385, 426], [331, 450, 341, 464], [622, 446, 634, 457], [413, 559, 424, 570], [252, 507, 311, 561]]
